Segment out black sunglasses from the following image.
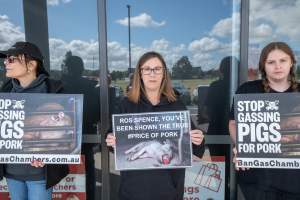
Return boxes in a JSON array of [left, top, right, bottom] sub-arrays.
[[4, 56, 19, 64]]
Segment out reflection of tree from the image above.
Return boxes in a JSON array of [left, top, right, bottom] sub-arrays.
[[172, 56, 223, 79], [111, 70, 128, 81], [61, 50, 73, 74], [172, 56, 193, 79]]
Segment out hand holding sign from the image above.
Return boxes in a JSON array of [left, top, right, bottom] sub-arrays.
[[232, 147, 249, 171], [31, 160, 45, 168], [190, 129, 204, 145], [106, 133, 116, 148]]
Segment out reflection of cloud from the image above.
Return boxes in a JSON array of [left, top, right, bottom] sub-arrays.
[[151, 38, 169, 50], [253, 24, 273, 38], [210, 13, 240, 38], [248, 46, 261, 69], [0, 15, 24, 49], [187, 36, 238, 70], [49, 38, 99, 70], [250, 23, 273, 44], [247, 0, 300, 66], [1, 11, 242, 72], [188, 37, 223, 53], [192, 53, 212, 64], [48, 38, 68, 68], [108, 41, 128, 70], [116, 13, 166, 28], [47, 0, 72, 6], [250, 0, 300, 42]]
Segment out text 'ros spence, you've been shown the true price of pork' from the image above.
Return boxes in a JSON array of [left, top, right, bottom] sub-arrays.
[[113, 111, 192, 170]]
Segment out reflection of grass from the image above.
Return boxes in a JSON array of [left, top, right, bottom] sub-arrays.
[[114, 79, 130, 92], [175, 79, 217, 94], [113, 78, 217, 94]]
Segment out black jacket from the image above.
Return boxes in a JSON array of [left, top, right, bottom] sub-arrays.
[[230, 80, 300, 194], [0, 78, 69, 189], [117, 95, 205, 200]]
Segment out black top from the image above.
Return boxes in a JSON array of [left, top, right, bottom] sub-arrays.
[[5, 74, 49, 181], [116, 95, 205, 200], [231, 80, 300, 194], [205, 78, 230, 135]]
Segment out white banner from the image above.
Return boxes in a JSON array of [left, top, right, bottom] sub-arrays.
[[184, 156, 225, 200]]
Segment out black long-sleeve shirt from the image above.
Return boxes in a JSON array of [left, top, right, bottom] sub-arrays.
[[115, 94, 205, 200]]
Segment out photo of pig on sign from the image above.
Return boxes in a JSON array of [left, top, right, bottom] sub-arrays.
[[0, 93, 83, 164], [112, 111, 192, 170], [234, 93, 300, 169]]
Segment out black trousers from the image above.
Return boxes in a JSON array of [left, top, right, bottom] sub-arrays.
[[239, 183, 300, 200]]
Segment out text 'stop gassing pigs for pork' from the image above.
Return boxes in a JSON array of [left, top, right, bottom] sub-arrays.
[[23, 102, 75, 153]]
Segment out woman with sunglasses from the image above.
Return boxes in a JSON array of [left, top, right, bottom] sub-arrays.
[[0, 41, 69, 200], [229, 42, 300, 199], [106, 51, 205, 200]]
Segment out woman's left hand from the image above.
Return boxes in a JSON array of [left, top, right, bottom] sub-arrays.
[[31, 160, 45, 168], [190, 129, 204, 145]]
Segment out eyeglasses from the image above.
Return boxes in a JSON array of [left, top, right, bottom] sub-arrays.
[[141, 66, 163, 75], [4, 56, 19, 64]]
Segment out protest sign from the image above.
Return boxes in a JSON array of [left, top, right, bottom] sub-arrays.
[[113, 111, 192, 170], [184, 156, 225, 200], [235, 93, 300, 168], [0, 93, 83, 164], [0, 155, 86, 200]]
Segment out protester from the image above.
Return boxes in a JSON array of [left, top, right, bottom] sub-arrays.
[[106, 51, 205, 200], [0, 41, 69, 200], [229, 42, 300, 199]]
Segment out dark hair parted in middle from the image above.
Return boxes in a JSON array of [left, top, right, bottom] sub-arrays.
[[127, 51, 176, 103], [259, 41, 298, 92]]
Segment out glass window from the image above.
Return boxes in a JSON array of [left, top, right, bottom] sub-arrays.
[[1, 1, 101, 200], [47, 1, 100, 200], [107, 1, 240, 199], [0, 1, 25, 86], [249, 0, 300, 80]]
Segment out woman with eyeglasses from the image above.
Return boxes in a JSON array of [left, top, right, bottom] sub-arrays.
[[0, 41, 69, 200], [106, 51, 205, 200], [229, 42, 300, 200]]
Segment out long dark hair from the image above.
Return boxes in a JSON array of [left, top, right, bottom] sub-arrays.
[[25, 56, 46, 76], [259, 42, 298, 92]]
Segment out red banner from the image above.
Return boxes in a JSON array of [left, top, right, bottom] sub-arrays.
[[0, 155, 86, 200]]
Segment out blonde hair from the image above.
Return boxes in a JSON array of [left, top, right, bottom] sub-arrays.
[[259, 42, 298, 92], [127, 51, 176, 103]]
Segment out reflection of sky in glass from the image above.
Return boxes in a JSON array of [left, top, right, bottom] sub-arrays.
[[5, 0, 300, 72], [248, 0, 300, 69], [0, 0, 241, 72], [107, 0, 241, 72]]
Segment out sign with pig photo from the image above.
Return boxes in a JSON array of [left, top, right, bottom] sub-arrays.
[[0, 93, 83, 164], [112, 111, 192, 170], [235, 93, 300, 169]]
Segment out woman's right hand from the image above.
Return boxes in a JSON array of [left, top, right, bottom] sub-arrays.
[[31, 160, 45, 168], [106, 133, 116, 148], [233, 147, 249, 171]]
